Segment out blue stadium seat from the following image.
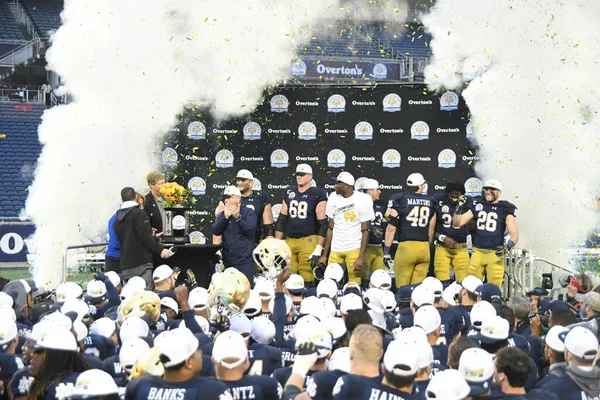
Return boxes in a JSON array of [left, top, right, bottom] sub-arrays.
[[0, 1, 25, 41], [21, 0, 63, 39]]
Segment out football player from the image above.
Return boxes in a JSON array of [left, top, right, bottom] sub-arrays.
[[360, 179, 386, 280], [275, 164, 328, 286], [433, 181, 470, 282], [452, 179, 518, 287], [384, 173, 436, 287]]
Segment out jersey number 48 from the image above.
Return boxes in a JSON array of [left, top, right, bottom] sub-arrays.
[[406, 206, 430, 227]]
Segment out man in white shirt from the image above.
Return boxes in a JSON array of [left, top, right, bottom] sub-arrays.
[[318, 172, 374, 284]]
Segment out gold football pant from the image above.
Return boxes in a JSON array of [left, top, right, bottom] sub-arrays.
[[394, 241, 430, 287], [467, 247, 505, 287], [286, 235, 319, 283], [363, 246, 384, 279], [433, 243, 469, 282], [329, 248, 361, 284]]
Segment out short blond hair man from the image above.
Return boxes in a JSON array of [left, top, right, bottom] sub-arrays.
[[144, 171, 165, 238]]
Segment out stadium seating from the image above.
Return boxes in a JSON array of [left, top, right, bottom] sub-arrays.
[[0, 1, 25, 41], [21, 0, 63, 39], [0, 102, 43, 217], [360, 22, 432, 59]]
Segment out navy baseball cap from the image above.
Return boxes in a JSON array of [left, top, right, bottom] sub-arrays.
[[475, 284, 502, 304], [396, 284, 419, 303], [526, 287, 549, 297]]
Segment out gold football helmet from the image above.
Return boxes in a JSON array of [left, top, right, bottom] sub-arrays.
[[118, 290, 161, 324], [252, 238, 292, 280]]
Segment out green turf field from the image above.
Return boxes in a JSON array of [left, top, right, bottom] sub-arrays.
[[0, 266, 95, 288]]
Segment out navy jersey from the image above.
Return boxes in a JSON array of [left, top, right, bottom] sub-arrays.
[[437, 307, 458, 344], [455, 304, 472, 336], [369, 200, 387, 245], [388, 193, 436, 242], [433, 193, 469, 243], [222, 375, 281, 400], [103, 354, 128, 388], [282, 186, 328, 238], [468, 198, 517, 250], [271, 367, 316, 391], [9, 366, 32, 399], [83, 334, 117, 360], [332, 374, 423, 400], [1, 353, 25, 397], [432, 344, 449, 370], [47, 372, 81, 400], [242, 190, 272, 240], [247, 342, 284, 376], [414, 379, 429, 396], [125, 374, 231, 400], [306, 370, 347, 400]]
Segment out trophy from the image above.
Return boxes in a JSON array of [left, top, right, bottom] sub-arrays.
[[160, 182, 192, 244]]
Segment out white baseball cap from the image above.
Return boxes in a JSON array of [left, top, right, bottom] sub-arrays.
[[442, 282, 462, 306], [336, 171, 355, 186], [317, 279, 338, 299], [426, 369, 471, 400], [381, 290, 397, 312], [368, 309, 388, 333], [340, 293, 363, 314], [254, 278, 275, 301], [73, 321, 88, 342], [398, 326, 433, 369], [284, 274, 305, 293], [119, 337, 150, 370], [370, 270, 392, 290], [236, 169, 254, 180], [179, 315, 210, 335], [0, 305, 16, 322], [295, 322, 332, 359], [321, 317, 346, 344], [472, 315, 509, 344], [364, 288, 386, 313], [119, 283, 142, 301], [459, 348, 495, 396], [86, 280, 107, 301], [154, 327, 199, 368], [461, 275, 483, 293], [127, 276, 147, 291], [562, 326, 599, 360], [153, 265, 174, 283], [188, 287, 208, 311], [328, 347, 350, 373], [33, 328, 78, 351], [160, 297, 179, 313], [296, 164, 313, 174], [545, 325, 565, 353], [0, 320, 18, 350], [362, 178, 379, 190], [28, 320, 54, 342], [383, 339, 419, 376], [483, 179, 502, 191], [0, 292, 14, 307], [316, 297, 337, 320], [268, 294, 293, 315], [243, 290, 261, 318], [407, 173, 426, 186], [411, 284, 435, 307], [60, 299, 91, 322], [299, 296, 320, 315], [324, 264, 344, 283], [70, 369, 120, 399], [230, 314, 252, 336], [414, 305, 442, 334], [40, 311, 73, 331], [294, 315, 320, 337], [224, 186, 242, 197], [89, 317, 116, 339], [213, 330, 248, 369], [422, 277, 443, 297], [55, 282, 83, 303], [469, 301, 497, 330], [250, 316, 276, 345], [105, 271, 121, 288], [119, 316, 150, 343]]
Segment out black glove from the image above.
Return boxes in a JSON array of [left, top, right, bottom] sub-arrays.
[[185, 269, 197, 289], [172, 266, 181, 280], [383, 254, 394, 270], [313, 262, 326, 281], [94, 272, 107, 282], [212, 314, 230, 333], [372, 226, 384, 240]]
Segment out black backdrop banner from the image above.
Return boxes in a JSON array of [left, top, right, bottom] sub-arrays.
[[162, 84, 481, 244]]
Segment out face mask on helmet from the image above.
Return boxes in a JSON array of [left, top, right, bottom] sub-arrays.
[[252, 238, 292, 280]]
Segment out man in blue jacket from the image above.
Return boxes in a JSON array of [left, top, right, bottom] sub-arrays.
[[212, 186, 258, 285]]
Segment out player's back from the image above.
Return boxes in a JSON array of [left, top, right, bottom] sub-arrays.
[[125, 374, 230, 400], [222, 374, 281, 400], [248, 341, 283, 376], [332, 374, 421, 400], [390, 193, 435, 242], [306, 369, 347, 400]]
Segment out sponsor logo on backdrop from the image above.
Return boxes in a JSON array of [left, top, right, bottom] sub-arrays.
[[188, 177, 206, 195], [383, 93, 401, 112], [296, 156, 319, 161], [185, 155, 210, 161], [270, 95, 289, 113], [327, 149, 346, 168], [325, 128, 348, 134], [243, 122, 261, 140], [298, 122, 317, 140], [187, 121, 206, 140], [189, 210, 210, 216], [213, 128, 237, 134], [327, 94, 346, 112], [380, 183, 403, 189], [355, 121, 374, 140], [316, 63, 363, 76], [466, 122, 474, 139], [411, 121, 430, 140], [272, 204, 282, 222], [435, 185, 447, 191], [291, 60, 307, 76], [188, 231, 206, 245], [240, 156, 264, 162], [267, 184, 289, 190], [440, 91, 459, 111], [407, 156, 431, 162], [354, 177, 368, 191], [436, 127, 460, 133], [271, 149, 289, 168], [408, 99, 433, 105], [352, 156, 375, 161], [311, 179, 317, 187], [352, 100, 376, 106], [212, 184, 227, 190], [422, 183, 429, 195], [372, 63, 388, 79], [438, 149, 457, 168], [162, 148, 178, 166], [215, 149, 234, 168], [296, 100, 319, 106], [252, 178, 262, 191], [268, 128, 292, 134], [380, 128, 403, 134], [382, 149, 401, 168]]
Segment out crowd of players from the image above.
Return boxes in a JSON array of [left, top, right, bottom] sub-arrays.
[[0, 165, 598, 400]]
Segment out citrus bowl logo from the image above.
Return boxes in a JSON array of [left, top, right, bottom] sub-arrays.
[[440, 91, 459, 111], [270, 149, 289, 168], [162, 147, 178, 166], [298, 122, 317, 140], [188, 231, 206, 245], [327, 94, 346, 113], [243, 122, 261, 141], [438, 149, 457, 168], [187, 121, 206, 140], [372, 63, 388, 79], [215, 149, 234, 168], [311, 179, 317, 187], [327, 149, 346, 168], [187, 177, 206, 195], [354, 177, 368, 191], [383, 93, 401, 112], [172, 215, 186, 230], [422, 183, 429, 195], [291, 60, 307, 77], [466, 122, 475, 139], [411, 121, 430, 140], [382, 149, 401, 168], [465, 177, 483, 197], [355, 121, 374, 140], [272, 204, 282, 222], [270, 94, 289, 113], [252, 178, 262, 191]]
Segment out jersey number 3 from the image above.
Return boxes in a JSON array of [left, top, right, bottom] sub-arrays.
[[406, 206, 430, 227], [289, 200, 308, 219], [476, 211, 498, 232]]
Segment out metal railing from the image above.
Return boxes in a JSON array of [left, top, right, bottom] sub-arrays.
[[0, 88, 44, 102], [62, 243, 108, 283], [0, 39, 37, 67], [11, 0, 42, 44]]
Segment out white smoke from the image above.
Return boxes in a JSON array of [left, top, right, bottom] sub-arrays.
[[423, 2, 600, 267], [25, 0, 339, 287]]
